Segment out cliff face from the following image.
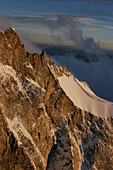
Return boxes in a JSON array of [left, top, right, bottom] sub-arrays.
[[0, 28, 113, 170]]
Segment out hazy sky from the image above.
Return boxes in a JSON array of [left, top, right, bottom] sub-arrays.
[[0, 0, 113, 50]]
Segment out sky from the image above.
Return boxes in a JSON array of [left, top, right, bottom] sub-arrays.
[[0, 0, 113, 50]]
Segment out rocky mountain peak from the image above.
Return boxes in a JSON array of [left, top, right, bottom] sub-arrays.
[[0, 27, 26, 71], [4, 27, 25, 52], [0, 28, 112, 170]]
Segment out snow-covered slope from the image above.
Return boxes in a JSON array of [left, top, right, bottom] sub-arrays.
[[58, 74, 113, 118]]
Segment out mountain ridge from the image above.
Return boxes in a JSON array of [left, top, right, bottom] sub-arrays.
[[0, 28, 112, 170]]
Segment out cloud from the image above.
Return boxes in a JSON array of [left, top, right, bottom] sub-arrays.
[[46, 15, 105, 55], [21, 38, 42, 53]]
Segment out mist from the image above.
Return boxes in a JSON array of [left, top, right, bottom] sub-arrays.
[[47, 15, 105, 55], [21, 37, 42, 54]]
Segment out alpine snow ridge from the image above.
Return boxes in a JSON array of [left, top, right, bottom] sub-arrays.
[[0, 28, 113, 170]]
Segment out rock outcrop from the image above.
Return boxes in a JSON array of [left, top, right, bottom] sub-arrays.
[[0, 28, 112, 170]]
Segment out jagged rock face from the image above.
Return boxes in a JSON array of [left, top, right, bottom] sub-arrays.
[[0, 111, 34, 169], [0, 28, 26, 71], [0, 28, 113, 170]]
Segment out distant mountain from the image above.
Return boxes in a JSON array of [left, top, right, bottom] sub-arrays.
[[37, 44, 113, 63], [0, 28, 113, 170]]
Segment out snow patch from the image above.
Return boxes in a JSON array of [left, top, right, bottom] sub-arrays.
[[38, 103, 44, 108], [0, 30, 4, 34], [58, 74, 113, 118], [48, 64, 57, 78], [26, 63, 33, 69], [69, 130, 83, 170], [0, 63, 24, 93], [32, 122, 36, 129], [25, 77, 46, 93], [11, 27, 16, 31], [6, 116, 45, 169], [7, 44, 11, 48]]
